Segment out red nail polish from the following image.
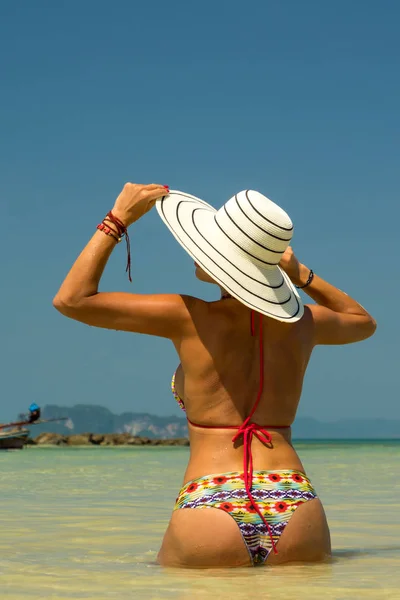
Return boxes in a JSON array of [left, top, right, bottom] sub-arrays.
[[163, 185, 169, 189]]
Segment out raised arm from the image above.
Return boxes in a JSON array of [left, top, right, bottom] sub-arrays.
[[279, 247, 377, 345], [53, 182, 194, 340]]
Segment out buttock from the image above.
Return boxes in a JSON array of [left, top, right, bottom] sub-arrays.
[[174, 469, 318, 565]]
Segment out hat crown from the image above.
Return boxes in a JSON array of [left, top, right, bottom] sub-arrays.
[[156, 189, 303, 322], [214, 190, 293, 270]]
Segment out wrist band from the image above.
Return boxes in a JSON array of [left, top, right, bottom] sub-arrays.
[[96, 223, 121, 243], [296, 269, 314, 289], [96, 211, 132, 282]]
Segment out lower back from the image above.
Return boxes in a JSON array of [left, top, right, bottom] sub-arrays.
[[183, 427, 305, 483]]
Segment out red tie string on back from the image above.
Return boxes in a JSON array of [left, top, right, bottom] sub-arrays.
[[186, 311, 284, 554], [105, 211, 132, 282], [231, 311, 278, 555]]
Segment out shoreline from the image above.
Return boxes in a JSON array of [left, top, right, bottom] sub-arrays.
[[26, 432, 189, 447], [23, 433, 400, 447]]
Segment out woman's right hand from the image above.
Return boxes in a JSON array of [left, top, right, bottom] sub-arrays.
[[279, 246, 302, 283], [111, 182, 169, 227]]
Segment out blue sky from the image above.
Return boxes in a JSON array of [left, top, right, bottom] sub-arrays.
[[1, 0, 399, 423]]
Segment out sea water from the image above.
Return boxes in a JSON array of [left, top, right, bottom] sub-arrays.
[[0, 441, 399, 600]]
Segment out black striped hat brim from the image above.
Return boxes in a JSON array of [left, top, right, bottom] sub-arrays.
[[156, 191, 303, 322]]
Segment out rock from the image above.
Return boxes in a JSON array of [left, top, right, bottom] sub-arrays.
[[138, 436, 152, 445], [66, 434, 92, 446], [99, 433, 135, 446], [126, 436, 145, 445], [31, 432, 190, 446], [90, 434, 104, 445], [99, 434, 120, 446], [163, 438, 189, 446], [178, 438, 190, 446], [113, 433, 136, 445], [34, 433, 66, 446], [127, 437, 189, 446]]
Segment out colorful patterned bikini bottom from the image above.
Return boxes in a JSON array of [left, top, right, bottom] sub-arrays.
[[174, 469, 318, 565]]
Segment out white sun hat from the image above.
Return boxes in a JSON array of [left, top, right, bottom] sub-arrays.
[[156, 189, 304, 322]]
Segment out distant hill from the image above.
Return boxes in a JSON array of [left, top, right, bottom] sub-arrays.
[[36, 404, 188, 439], [27, 405, 400, 440]]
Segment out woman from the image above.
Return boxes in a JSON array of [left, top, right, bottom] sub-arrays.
[[53, 182, 376, 568]]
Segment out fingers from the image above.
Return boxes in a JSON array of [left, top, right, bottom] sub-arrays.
[[145, 183, 170, 192], [123, 182, 169, 192], [144, 193, 164, 214], [122, 182, 169, 202], [143, 184, 170, 202], [147, 188, 169, 201]]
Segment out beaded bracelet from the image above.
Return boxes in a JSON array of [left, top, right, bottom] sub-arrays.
[[96, 223, 121, 243], [96, 211, 132, 282], [295, 269, 314, 289]]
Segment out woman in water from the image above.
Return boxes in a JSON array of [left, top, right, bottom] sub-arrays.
[[53, 182, 376, 568]]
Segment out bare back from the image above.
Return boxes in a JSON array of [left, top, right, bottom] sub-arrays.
[[173, 297, 315, 482]]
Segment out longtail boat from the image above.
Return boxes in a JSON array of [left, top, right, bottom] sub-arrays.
[[0, 428, 30, 450], [0, 404, 67, 450]]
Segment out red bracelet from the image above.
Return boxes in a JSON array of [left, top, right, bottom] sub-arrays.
[[100, 211, 132, 282], [101, 218, 120, 236], [96, 223, 121, 243]]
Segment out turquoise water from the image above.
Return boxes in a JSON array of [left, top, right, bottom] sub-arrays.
[[1, 442, 399, 600]]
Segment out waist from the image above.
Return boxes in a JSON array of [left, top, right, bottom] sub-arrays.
[[184, 429, 304, 483], [187, 420, 293, 446], [187, 418, 291, 430]]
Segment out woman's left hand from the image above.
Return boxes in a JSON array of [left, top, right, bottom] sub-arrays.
[[111, 182, 169, 227]]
